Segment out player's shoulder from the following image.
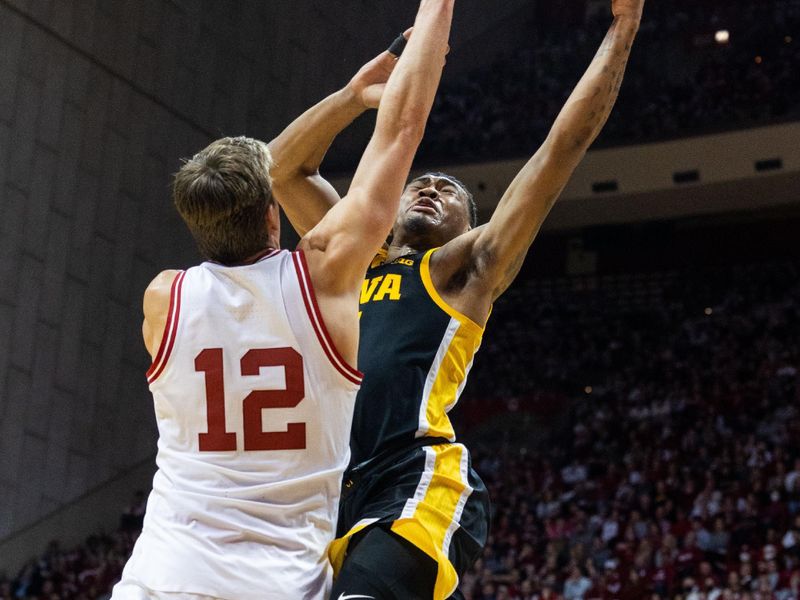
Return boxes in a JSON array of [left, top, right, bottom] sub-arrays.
[[144, 270, 185, 326], [144, 270, 182, 309], [142, 270, 183, 359]]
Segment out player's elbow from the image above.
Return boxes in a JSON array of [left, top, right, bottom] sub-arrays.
[[541, 129, 588, 171], [377, 91, 429, 144], [384, 115, 427, 148], [549, 116, 604, 158], [270, 163, 319, 185]]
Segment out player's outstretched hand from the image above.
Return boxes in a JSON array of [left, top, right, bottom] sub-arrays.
[[348, 29, 412, 110], [611, 0, 644, 20]]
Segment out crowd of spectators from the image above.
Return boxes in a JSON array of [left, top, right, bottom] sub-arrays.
[[421, 0, 800, 163], [456, 258, 800, 598], [0, 494, 145, 600], [1, 256, 797, 599]]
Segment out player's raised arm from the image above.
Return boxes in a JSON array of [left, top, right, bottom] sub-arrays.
[[301, 0, 454, 290], [439, 0, 644, 303], [268, 41, 405, 236]]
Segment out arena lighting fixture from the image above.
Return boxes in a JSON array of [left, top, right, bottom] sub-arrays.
[[715, 29, 730, 44]]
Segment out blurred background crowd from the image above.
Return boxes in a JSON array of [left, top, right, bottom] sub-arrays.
[[421, 0, 800, 164]]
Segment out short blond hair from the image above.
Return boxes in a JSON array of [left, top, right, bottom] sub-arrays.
[[173, 136, 274, 264]]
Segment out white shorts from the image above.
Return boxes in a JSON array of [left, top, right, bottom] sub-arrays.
[[111, 579, 224, 600]]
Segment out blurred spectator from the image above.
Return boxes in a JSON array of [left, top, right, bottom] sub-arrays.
[[421, 0, 800, 164], [458, 258, 800, 598]]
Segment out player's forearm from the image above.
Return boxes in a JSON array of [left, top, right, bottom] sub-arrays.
[[474, 13, 641, 299], [547, 14, 641, 159], [268, 87, 365, 182], [374, 0, 453, 143]]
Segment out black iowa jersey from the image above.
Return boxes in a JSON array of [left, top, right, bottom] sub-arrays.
[[351, 248, 485, 467]]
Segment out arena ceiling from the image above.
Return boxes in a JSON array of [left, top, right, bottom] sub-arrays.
[[179, 0, 538, 167]]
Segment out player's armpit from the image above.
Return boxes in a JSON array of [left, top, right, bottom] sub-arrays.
[[423, 226, 494, 326], [142, 270, 181, 359]]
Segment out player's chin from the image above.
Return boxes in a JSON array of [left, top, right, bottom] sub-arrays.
[[404, 212, 439, 232]]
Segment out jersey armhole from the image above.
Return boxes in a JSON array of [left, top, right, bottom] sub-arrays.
[[420, 249, 485, 336], [291, 250, 364, 386], [146, 270, 186, 384]]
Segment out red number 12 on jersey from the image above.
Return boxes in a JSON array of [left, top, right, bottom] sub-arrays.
[[195, 347, 306, 452]]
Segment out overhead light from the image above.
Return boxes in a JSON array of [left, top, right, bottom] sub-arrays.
[[715, 30, 730, 44]]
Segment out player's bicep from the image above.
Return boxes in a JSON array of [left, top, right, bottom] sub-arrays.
[[302, 195, 388, 289]]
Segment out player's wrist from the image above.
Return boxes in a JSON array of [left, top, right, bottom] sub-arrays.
[[341, 83, 372, 112], [613, 12, 642, 27]]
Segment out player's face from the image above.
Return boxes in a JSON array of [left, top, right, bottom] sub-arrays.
[[394, 175, 471, 242]]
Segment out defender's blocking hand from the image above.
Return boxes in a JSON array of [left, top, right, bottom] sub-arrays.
[[347, 29, 412, 110]]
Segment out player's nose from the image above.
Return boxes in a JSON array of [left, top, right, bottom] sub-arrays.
[[419, 186, 438, 199]]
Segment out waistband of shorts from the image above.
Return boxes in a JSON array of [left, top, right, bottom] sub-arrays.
[[347, 437, 453, 478]]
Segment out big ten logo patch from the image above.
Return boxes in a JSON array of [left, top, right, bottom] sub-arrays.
[[360, 274, 402, 304]]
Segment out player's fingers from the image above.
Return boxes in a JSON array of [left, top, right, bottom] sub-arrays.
[[374, 50, 401, 70], [387, 30, 411, 58]]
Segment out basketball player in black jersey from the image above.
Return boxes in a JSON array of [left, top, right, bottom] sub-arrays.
[[269, 1, 645, 597]]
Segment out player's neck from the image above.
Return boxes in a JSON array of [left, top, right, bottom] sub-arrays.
[[385, 244, 422, 262], [219, 245, 280, 267], [387, 230, 438, 261], [386, 234, 436, 261]]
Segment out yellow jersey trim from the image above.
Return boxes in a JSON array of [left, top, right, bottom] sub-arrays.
[[420, 249, 484, 336], [369, 246, 390, 269], [419, 319, 481, 440], [328, 517, 379, 576]]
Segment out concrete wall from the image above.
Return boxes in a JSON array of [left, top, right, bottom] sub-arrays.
[[0, 0, 200, 552]]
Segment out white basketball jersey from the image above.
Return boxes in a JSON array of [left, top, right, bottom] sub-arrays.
[[118, 249, 362, 600]]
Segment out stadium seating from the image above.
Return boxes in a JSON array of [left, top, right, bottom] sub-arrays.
[[421, 0, 800, 164]]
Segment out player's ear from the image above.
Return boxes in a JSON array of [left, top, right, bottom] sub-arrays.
[[266, 200, 280, 243]]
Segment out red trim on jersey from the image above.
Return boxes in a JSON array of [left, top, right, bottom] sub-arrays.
[[146, 271, 186, 384], [208, 248, 282, 267], [291, 251, 363, 385], [254, 248, 282, 263]]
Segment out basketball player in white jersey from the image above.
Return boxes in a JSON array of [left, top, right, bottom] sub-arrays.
[[110, 2, 454, 599]]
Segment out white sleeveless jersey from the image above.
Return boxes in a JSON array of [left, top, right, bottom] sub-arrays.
[[118, 249, 362, 600]]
